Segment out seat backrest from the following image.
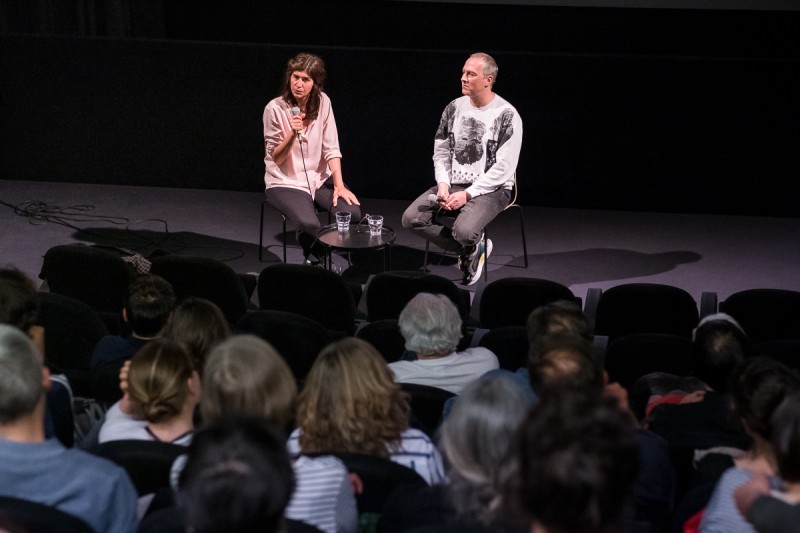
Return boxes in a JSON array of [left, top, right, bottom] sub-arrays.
[[592, 283, 699, 342], [754, 339, 800, 371], [257, 263, 358, 335], [39, 244, 137, 313], [149, 254, 250, 325], [0, 495, 95, 533], [235, 310, 333, 385], [87, 439, 186, 496], [604, 333, 694, 391], [355, 319, 407, 363], [400, 382, 456, 438], [476, 325, 529, 371], [37, 291, 110, 398], [476, 277, 578, 329], [326, 452, 428, 515], [364, 271, 470, 323], [719, 288, 800, 344]]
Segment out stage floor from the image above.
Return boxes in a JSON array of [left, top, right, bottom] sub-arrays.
[[3, 179, 799, 309]]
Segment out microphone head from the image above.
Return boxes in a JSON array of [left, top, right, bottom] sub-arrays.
[[291, 106, 301, 116], [428, 194, 445, 205]]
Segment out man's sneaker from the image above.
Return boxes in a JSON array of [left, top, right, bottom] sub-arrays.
[[462, 236, 493, 286]]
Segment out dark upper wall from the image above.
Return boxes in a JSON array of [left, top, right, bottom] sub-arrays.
[[2, 1, 799, 217]]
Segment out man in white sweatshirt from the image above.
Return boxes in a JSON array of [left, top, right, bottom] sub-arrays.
[[402, 52, 523, 285]]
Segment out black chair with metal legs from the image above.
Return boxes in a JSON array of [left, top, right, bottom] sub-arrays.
[[422, 174, 528, 282], [259, 200, 331, 263]]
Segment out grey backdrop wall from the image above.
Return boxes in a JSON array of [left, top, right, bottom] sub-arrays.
[[2, 1, 799, 217]]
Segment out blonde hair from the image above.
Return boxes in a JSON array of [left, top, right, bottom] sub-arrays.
[[127, 338, 195, 424], [297, 337, 409, 457], [201, 335, 297, 431]]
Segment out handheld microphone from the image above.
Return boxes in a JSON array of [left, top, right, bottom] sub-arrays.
[[290, 106, 302, 140], [428, 194, 445, 205]]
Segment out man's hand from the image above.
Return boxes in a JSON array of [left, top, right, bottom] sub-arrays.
[[443, 190, 470, 210]]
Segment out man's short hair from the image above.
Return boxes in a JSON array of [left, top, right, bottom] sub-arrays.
[[0, 267, 40, 332], [470, 52, 498, 84], [0, 324, 44, 424], [124, 274, 176, 337]]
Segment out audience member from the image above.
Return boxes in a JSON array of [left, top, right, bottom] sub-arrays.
[[199, 334, 358, 533], [99, 338, 200, 445], [390, 292, 498, 394], [500, 391, 640, 533], [734, 392, 800, 532], [0, 266, 74, 447], [91, 274, 176, 404], [0, 324, 138, 533], [528, 331, 677, 532], [769, 391, 800, 504], [290, 337, 446, 485], [645, 313, 753, 500], [175, 417, 295, 533], [160, 297, 230, 375], [699, 356, 800, 533], [0, 267, 45, 355], [735, 473, 800, 533], [380, 372, 533, 533]]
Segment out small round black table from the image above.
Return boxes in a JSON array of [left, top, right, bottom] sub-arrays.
[[317, 223, 396, 271]]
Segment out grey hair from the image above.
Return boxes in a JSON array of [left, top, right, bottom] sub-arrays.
[[438, 372, 532, 523], [470, 52, 498, 85], [0, 324, 44, 424], [398, 292, 462, 355]]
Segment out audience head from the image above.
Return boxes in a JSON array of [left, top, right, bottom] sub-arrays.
[[161, 297, 230, 375], [126, 337, 200, 424], [526, 299, 593, 367], [124, 274, 176, 337], [728, 356, 800, 444], [398, 292, 463, 357], [691, 313, 752, 393], [528, 332, 602, 397], [502, 391, 639, 533], [771, 391, 800, 484], [297, 337, 409, 457], [0, 324, 47, 424], [176, 417, 294, 533], [200, 335, 297, 431], [439, 372, 533, 524], [0, 267, 39, 332], [527, 299, 592, 343]]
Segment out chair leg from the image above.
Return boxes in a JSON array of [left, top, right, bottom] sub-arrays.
[[514, 205, 529, 268], [281, 215, 287, 263], [259, 202, 267, 262], [261, 200, 289, 263], [483, 227, 489, 282], [423, 241, 430, 272]]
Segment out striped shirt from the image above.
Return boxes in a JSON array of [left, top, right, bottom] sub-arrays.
[[287, 427, 446, 486], [699, 467, 783, 533], [286, 455, 358, 533]]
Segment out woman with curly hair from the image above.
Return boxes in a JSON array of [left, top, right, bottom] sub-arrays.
[[288, 337, 445, 485]]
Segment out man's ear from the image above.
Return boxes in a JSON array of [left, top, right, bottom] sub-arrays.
[[42, 365, 52, 392], [122, 307, 128, 323]]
